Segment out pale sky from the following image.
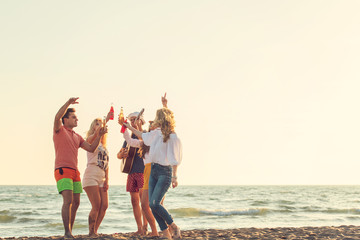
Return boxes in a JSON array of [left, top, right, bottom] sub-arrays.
[[1, 0, 360, 185]]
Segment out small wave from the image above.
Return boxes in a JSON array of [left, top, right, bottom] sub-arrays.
[[170, 208, 202, 217], [170, 208, 268, 217], [0, 214, 16, 223], [301, 207, 360, 214], [251, 200, 269, 206], [279, 205, 296, 210], [44, 223, 64, 230], [279, 191, 295, 194], [0, 198, 12, 202], [201, 208, 268, 216], [182, 193, 196, 197], [209, 198, 219, 201], [18, 211, 38, 216], [72, 223, 88, 229], [324, 208, 360, 214], [276, 209, 294, 213], [0, 210, 10, 214], [276, 200, 295, 205], [17, 217, 34, 223], [301, 206, 321, 212], [0, 210, 16, 223]]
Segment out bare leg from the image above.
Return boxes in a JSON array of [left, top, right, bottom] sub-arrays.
[[70, 193, 80, 231], [139, 189, 148, 234], [94, 187, 108, 234], [141, 189, 158, 236], [84, 186, 101, 237], [161, 194, 165, 205], [61, 190, 74, 238], [130, 191, 144, 235]]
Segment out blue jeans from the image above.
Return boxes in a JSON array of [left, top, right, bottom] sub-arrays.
[[148, 163, 173, 231]]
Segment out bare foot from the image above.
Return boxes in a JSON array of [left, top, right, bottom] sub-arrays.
[[149, 231, 160, 237], [168, 225, 174, 236], [171, 224, 181, 239], [64, 232, 74, 240], [143, 225, 149, 235], [160, 229, 172, 239], [88, 232, 99, 238], [131, 230, 145, 236]]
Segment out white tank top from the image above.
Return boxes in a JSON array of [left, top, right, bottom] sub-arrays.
[[86, 143, 109, 170]]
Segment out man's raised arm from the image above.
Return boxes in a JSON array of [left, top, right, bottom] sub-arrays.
[[54, 97, 79, 132]]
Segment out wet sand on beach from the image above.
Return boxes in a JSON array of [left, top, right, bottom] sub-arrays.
[[3, 225, 360, 240]]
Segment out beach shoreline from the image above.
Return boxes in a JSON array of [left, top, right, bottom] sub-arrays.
[[3, 225, 360, 240]]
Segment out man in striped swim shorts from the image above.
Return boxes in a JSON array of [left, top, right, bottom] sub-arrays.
[[53, 97, 107, 239]]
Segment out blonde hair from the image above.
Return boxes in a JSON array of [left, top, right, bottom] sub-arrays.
[[138, 144, 150, 158], [86, 118, 107, 147], [153, 108, 176, 142]]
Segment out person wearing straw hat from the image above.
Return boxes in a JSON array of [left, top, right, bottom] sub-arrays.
[[118, 111, 147, 235]]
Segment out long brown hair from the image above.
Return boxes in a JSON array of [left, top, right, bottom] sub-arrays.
[[152, 108, 176, 142]]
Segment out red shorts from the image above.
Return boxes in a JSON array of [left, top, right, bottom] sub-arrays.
[[126, 173, 144, 192]]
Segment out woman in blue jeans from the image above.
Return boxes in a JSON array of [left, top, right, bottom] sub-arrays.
[[124, 107, 182, 239]]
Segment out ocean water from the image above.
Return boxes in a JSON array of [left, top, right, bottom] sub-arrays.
[[1, 185, 360, 237]]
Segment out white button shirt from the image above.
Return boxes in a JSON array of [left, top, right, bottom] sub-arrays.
[[142, 128, 182, 166]]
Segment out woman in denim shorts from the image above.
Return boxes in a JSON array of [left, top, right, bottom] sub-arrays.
[[83, 111, 113, 237]]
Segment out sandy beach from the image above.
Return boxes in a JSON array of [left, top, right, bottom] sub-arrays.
[[3, 225, 360, 240]]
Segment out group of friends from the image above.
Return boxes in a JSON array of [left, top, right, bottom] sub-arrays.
[[53, 94, 182, 239]]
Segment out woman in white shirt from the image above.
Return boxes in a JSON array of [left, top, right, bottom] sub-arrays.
[[82, 111, 112, 237], [124, 107, 182, 239]]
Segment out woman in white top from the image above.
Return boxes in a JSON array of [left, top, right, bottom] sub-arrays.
[[124, 107, 182, 239], [82, 111, 113, 237]]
